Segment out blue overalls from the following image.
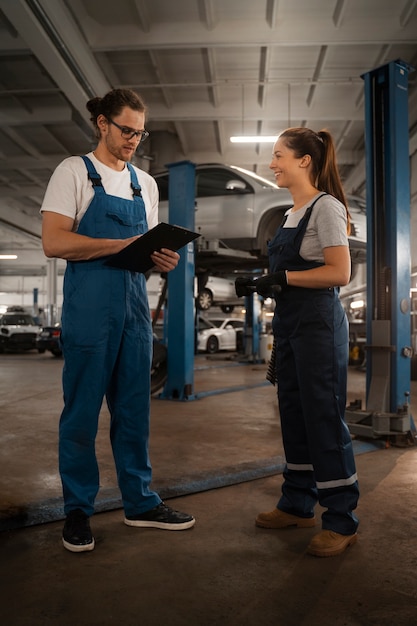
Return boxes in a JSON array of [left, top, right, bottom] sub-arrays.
[[59, 156, 161, 517], [269, 194, 359, 535]]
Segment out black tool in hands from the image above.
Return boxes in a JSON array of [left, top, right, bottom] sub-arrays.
[[235, 276, 257, 297], [254, 271, 287, 298], [235, 271, 287, 299]]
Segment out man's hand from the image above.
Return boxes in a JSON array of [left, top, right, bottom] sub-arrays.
[[151, 248, 180, 272]]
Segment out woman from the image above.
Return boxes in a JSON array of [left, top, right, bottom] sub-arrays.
[[254, 128, 359, 557]]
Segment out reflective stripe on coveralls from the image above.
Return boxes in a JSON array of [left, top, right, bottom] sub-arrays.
[[59, 156, 161, 517], [269, 194, 359, 535]]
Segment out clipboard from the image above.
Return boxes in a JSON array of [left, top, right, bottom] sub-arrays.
[[105, 222, 201, 273]]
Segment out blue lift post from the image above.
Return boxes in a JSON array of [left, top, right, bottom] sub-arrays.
[[346, 59, 415, 441], [242, 293, 262, 362], [159, 160, 197, 400]]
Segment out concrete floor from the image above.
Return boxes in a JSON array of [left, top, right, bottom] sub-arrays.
[[1, 351, 417, 625]]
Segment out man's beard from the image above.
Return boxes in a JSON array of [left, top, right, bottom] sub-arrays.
[[105, 136, 135, 162]]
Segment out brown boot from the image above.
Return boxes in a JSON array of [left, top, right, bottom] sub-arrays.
[[255, 508, 316, 529], [307, 530, 358, 557]]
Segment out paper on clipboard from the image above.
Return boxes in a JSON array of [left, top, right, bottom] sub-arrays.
[[105, 222, 200, 273]]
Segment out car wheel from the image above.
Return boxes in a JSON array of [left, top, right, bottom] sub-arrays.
[[257, 208, 288, 256], [38, 348, 46, 354], [51, 348, 63, 357], [196, 288, 213, 310], [206, 335, 219, 354], [220, 305, 234, 314]]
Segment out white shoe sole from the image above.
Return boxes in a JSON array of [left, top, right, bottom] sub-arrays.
[[62, 537, 95, 552], [124, 517, 195, 530]]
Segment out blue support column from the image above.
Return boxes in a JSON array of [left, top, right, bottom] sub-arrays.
[[241, 293, 262, 362], [160, 160, 196, 400], [362, 59, 413, 413], [32, 287, 39, 323]]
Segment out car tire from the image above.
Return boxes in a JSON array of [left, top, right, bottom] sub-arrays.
[[37, 348, 46, 354], [257, 208, 287, 256], [196, 288, 213, 310], [220, 305, 234, 314], [206, 335, 219, 354], [51, 348, 63, 357]]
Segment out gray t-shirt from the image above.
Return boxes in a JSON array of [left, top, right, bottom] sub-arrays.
[[283, 193, 348, 263]]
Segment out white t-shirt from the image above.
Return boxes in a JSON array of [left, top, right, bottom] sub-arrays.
[[40, 152, 159, 232], [283, 193, 348, 263]]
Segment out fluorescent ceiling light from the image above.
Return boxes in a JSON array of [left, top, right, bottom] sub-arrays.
[[230, 136, 277, 143], [0, 254, 18, 259]]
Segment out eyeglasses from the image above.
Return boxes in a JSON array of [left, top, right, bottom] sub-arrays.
[[107, 118, 149, 143]]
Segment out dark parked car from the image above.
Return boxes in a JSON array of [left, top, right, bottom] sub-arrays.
[[0, 312, 39, 353], [36, 325, 62, 357], [36, 325, 168, 395]]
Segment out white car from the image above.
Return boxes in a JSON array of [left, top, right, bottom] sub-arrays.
[[197, 317, 244, 354], [0, 311, 39, 353], [196, 275, 242, 313]]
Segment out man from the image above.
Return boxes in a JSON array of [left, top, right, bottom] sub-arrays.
[[41, 88, 194, 552]]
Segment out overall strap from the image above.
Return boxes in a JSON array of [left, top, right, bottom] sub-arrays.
[[292, 192, 328, 247], [309, 191, 328, 211], [126, 162, 143, 198], [279, 192, 328, 229], [80, 155, 105, 194]]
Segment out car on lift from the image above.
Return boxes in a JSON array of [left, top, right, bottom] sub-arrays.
[[0, 311, 39, 353], [155, 163, 367, 261], [196, 275, 242, 313], [197, 317, 244, 354]]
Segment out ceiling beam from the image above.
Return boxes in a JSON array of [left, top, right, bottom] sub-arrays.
[[306, 46, 328, 108], [147, 50, 173, 109], [86, 21, 417, 51], [400, 0, 417, 27], [202, 48, 219, 108], [0, 204, 42, 240], [258, 46, 271, 108], [131, 0, 151, 33], [198, 0, 218, 30], [333, 0, 347, 28], [266, 0, 280, 29], [0, 102, 72, 126], [0, 0, 111, 124]]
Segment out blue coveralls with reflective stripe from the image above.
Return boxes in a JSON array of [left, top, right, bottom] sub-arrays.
[[59, 155, 161, 517], [269, 194, 359, 535]]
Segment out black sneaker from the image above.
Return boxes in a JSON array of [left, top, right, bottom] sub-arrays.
[[124, 502, 195, 531], [62, 509, 95, 552]]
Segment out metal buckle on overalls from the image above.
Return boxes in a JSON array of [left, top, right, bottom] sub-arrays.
[[88, 174, 103, 187], [131, 184, 142, 197]]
